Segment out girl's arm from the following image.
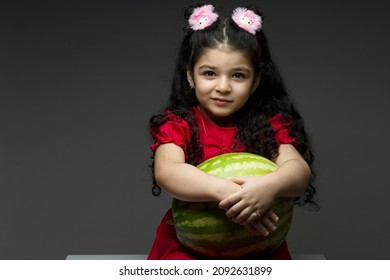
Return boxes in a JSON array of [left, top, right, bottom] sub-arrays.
[[218, 144, 311, 224], [271, 143, 311, 197], [154, 143, 241, 202]]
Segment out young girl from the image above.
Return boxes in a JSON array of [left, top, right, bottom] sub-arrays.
[[147, 4, 316, 260]]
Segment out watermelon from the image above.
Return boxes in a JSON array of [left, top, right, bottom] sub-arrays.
[[171, 152, 294, 259]]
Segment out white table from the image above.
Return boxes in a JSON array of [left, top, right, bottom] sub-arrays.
[[66, 254, 326, 260]]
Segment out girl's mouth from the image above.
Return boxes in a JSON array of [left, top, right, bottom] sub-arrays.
[[211, 97, 232, 105]]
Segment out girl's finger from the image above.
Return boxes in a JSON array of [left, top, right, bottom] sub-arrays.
[[224, 201, 246, 218], [231, 207, 255, 223], [230, 177, 246, 185], [252, 221, 270, 237], [264, 210, 279, 223], [237, 210, 261, 225], [242, 223, 257, 233], [259, 216, 277, 232], [219, 193, 241, 211]]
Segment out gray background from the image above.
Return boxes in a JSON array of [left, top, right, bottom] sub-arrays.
[[1, 0, 389, 260]]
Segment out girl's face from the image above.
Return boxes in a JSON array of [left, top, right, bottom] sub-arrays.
[[187, 47, 260, 127]]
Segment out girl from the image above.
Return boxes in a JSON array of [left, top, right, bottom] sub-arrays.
[[147, 4, 316, 260]]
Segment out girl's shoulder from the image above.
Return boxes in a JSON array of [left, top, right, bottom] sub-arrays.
[[269, 113, 296, 144], [150, 109, 192, 156]]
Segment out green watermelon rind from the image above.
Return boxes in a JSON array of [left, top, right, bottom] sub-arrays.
[[197, 152, 278, 179]]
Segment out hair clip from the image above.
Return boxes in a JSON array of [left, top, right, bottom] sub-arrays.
[[232, 7, 262, 35], [188, 4, 219, 31]]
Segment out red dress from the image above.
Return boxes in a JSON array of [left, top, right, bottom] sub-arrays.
[[148, 107, 296, 260]]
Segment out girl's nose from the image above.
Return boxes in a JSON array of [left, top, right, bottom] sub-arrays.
[[216, 77, 232, 94]]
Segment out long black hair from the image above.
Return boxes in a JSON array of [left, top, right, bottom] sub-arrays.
[[150, 4, 317, 208]]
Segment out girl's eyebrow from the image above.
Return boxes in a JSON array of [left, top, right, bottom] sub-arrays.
[[198, 64, 216, 69], [232, 67, 251, 73], [198, 65, 251, 72]]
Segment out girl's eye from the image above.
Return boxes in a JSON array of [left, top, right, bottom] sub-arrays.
[[203, 71, 215, 77], [233, 73, 245, 79]]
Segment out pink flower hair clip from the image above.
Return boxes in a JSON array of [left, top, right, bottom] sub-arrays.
[[188, 4, 219, 31], [232, 7, 262, 35]]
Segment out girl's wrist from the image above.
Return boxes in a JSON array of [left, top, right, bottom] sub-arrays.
[[261, 172, 283, 199], [213, 178, 240, 202]]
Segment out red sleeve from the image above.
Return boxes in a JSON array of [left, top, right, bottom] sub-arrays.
[[150, 111, 191, 157], [269, 113, 296, 144]]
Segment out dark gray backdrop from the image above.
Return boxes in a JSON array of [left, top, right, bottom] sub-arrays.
[[1, 0, 389, 260]]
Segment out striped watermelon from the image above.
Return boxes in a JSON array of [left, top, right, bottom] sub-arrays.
[[171, 152, 294, 259]]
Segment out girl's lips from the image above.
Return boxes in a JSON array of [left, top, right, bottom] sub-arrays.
[[211, 97, 232, 104]]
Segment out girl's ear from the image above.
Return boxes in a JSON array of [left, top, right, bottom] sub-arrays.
[[187, 70, 195, 89], [251, 74, 261, 94]]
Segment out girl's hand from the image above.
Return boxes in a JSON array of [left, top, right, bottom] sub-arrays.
[[218, 144, 311, 236], [242, 210, 279, 237], [218, 176, 278, 224]]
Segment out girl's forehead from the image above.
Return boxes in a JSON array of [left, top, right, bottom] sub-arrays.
[[195, 47, 252, 66]]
